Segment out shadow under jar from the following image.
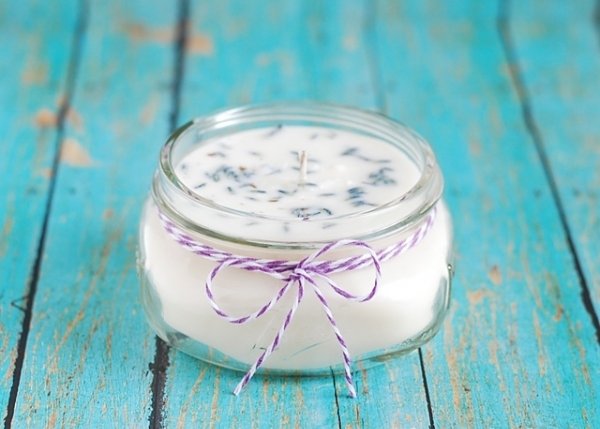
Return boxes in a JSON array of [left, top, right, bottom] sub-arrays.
[[138, 103, 453, 393]]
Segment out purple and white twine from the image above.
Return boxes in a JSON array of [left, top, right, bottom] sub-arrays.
[[158, 206, 437, 398]]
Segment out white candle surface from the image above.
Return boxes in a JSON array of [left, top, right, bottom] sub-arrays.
[[163, 125, 430, 243], [140, 123, 451, 372], [176, 125, 419, 221]]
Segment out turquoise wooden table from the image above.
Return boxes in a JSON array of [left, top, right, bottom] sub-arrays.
[[1, 0, 599, 427]]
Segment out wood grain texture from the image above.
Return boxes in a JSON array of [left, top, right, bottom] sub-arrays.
[[371, 0, 600, 426], [509, 0, 600, 327], [162, 1, 430, 428], [10, 1, 177, 426], [2, 0, 599, 427], [0, 0, 77, 424]]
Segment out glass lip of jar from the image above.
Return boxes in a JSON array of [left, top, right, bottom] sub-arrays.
[[154, 101, 444, 249]]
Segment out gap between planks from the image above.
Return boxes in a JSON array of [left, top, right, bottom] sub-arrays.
[[594, 0, 600, 49], [148, 1, 190, 428], [418, 348, 436, 429]]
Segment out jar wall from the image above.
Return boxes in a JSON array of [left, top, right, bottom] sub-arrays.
[[138, 199, 452, 375]]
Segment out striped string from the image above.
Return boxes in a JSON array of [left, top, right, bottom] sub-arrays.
[[158, 205, 437, 398]]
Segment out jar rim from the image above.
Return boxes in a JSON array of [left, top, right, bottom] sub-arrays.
[[154, 102, 444, 249]]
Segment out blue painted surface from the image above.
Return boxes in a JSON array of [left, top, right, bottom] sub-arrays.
[[511, 0, 600, 319], [8, 1, 176, 427], [369, 1, 599, 426], [0, 0, 77, 424], [0, 0, 598, 427]]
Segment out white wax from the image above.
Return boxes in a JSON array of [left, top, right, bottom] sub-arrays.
[[141, 124, 451, 370], [141, 201, 451, 369], [176, 125, 420, 223]]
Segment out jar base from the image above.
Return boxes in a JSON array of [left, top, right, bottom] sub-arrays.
[[147, 300, 450, 377]]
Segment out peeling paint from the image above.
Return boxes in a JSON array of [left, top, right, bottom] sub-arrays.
[[124, 22, 213, 55], [488, 265, 502, 285], [34, 108, 57, 128], [60, 138, 94, 167]]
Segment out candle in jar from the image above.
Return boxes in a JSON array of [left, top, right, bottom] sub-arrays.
[[175, 125, 417, 220], [140, 121, 452, 372]]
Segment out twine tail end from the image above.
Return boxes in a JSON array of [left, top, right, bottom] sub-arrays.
[[233, 383, 243, 396], [347, 380, 357, 399], [233, 375, 250, 396]]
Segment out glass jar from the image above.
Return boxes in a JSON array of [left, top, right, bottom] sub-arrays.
[[138, 103, 452, 393]]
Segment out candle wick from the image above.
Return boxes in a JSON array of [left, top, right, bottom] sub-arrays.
[[298, 150, 308, 185]]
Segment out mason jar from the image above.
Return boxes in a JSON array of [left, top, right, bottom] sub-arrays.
[[138, 103, 452, 395]]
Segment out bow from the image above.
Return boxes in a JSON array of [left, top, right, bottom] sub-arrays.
[[204, 239, 382, 398]]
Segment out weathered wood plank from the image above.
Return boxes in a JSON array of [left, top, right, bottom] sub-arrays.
[[6, 0, 597, 427], [509, 0, 600, 331], [162, 1, 430, 427], [0, 1, 77, 424], [11, 1, 178, 426], [372, 0, 600, 426]]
